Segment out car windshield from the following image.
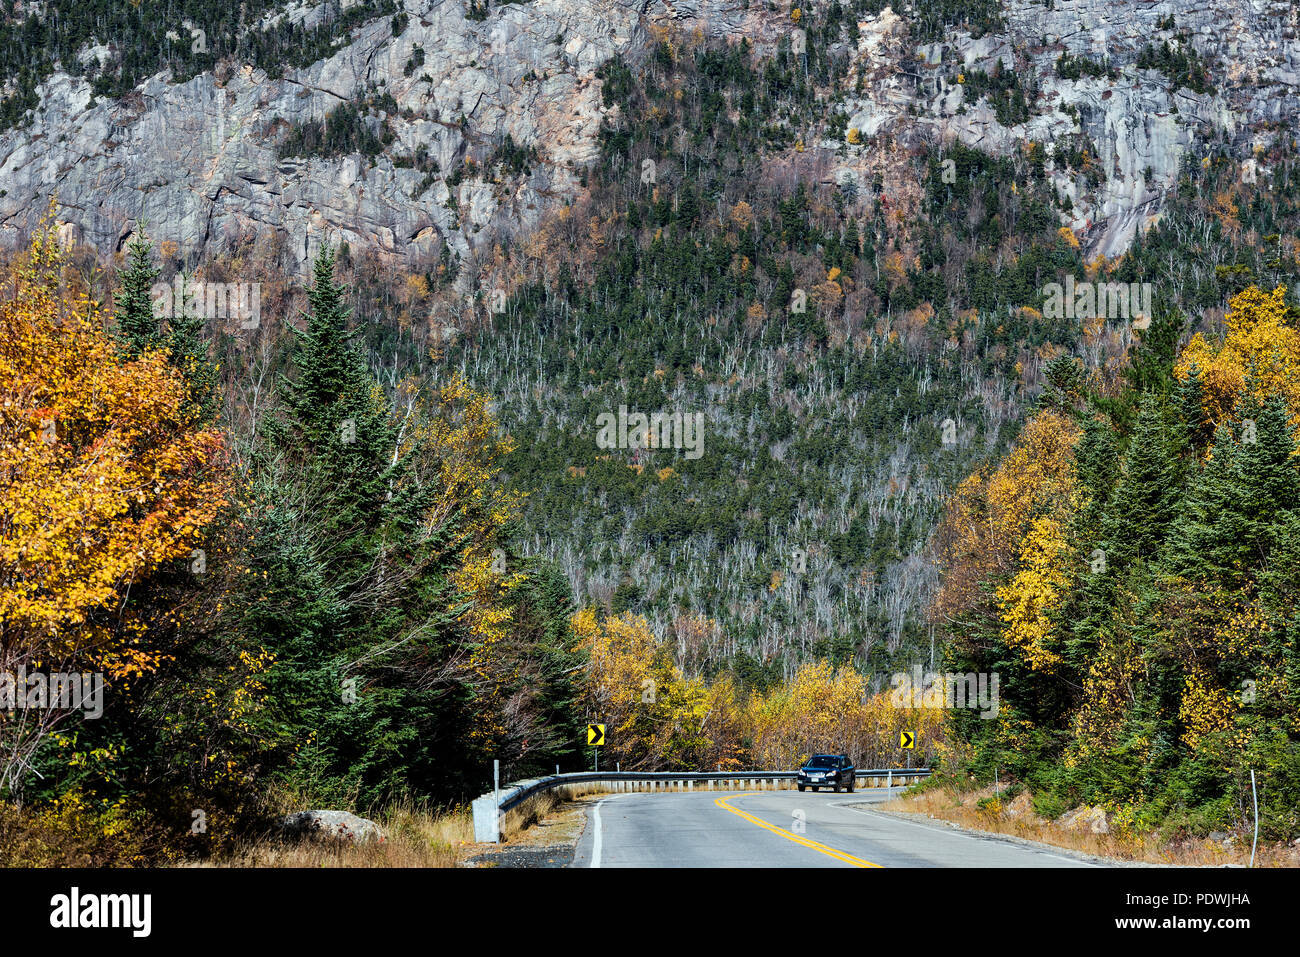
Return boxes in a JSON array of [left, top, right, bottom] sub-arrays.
[[807, 755, 839, 768]]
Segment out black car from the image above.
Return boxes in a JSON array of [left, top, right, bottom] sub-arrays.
[[796, 754, 855, 792]]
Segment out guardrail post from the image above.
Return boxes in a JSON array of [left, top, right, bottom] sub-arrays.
[[472, 794, 500, 843]]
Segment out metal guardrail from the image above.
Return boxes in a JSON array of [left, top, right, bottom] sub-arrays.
[[471, 767, 934, 842]]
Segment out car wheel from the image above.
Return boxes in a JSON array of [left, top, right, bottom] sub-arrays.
[[847, 779, 855, 793], [798, 784, 805, 792], [833, 783, 841, 793]]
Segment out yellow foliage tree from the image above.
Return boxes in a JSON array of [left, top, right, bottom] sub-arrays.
[[995, 515, 1071, 671], [1, 214, 229, 793], [1175, 285, 1300, 431], [1178, 664, 1241, 751], [396, 370, 525, 747], [571, 609, 679, 769], [934, 410, 1081, 624], [746, 660, 945, 770]]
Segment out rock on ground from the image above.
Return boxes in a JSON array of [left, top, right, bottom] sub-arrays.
[[277, 809, 386, 844]]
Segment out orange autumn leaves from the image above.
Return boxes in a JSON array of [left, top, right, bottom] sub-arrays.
[[573, 609, 945, 771], [0, 216, 229, 679], [934, 410, 1081, 675]]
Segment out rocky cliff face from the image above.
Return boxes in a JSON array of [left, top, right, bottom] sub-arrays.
[[924, 0, 1300, 257], [2, 0, 1299, 272], [1, 0, 658, 274]]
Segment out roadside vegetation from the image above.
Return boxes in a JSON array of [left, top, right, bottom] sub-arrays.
[[5, 13, 1300, 864]]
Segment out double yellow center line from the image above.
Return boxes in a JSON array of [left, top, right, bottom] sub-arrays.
[[714, 792, 882, 867]]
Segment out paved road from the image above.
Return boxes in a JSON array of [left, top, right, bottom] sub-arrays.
[[571, 788, 1100, 867]]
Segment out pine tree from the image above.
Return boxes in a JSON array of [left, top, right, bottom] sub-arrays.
[[1040, 354, 1087, 414], [1166, 394, 1300, 586], [1176, 362, 1213, 454], [1062, 413, 1122, 671], [243, 245, 498, 805], [114, 231, 161, 356], [280, 245, 402, 535], [166, 278, 220, 423], [1102, 393, 1182, 568], [1073, 413, 1121, 541], [1124, 302, 1185, 397]]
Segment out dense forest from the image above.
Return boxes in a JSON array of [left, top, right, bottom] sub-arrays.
[[4, 6, 1300, 863], [936, 285, 1300, 841]]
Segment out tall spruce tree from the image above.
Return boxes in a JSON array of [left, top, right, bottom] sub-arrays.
[[115, 231, 162, 356], [1102, 393, 1183, 569], [1040, 354, 1087, 415], [247, 245, 484, 806], [114, 240, 218, 419], [1166, 394, 1300, 586], [1123, 302, 1185, 397], [167, 274, 220, 422], [1062, 413, 1122, 671], [1176, 362, 1213, 455]]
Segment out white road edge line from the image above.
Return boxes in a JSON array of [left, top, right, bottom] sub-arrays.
[[590, 797, 607, 868], [829, 797, 1101, 867]]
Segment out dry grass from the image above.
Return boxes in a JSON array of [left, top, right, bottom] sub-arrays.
[[213, 785, 617, 867], [210, 800, 473, 868], [882, 784, 1300, 867], [499, 783, 606, 840]]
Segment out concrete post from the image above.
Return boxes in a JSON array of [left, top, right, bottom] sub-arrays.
[[472, 794, 500, 843]]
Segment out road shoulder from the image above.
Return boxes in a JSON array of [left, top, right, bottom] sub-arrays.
[[840, 801, 1152, 867], [463, 797, 594, 868]]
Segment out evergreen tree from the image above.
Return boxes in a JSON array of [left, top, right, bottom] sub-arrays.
[[1102, 393, 1182, 568], [114, 231, 161, 356], [278, 245, 403, 548], [165, 276, 220, 422], [1039, 354, 1087, 415], [1123, 302, 1185, 397], [247, 245, 478, 805], [1166, 394, 1300, 586], [1073, 413, 1121, 540], [1176, 362, 1213, 454], [1062, 413, 1122, 670]]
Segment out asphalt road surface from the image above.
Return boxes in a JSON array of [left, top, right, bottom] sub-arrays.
[[571, 788, 1102, 868]]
